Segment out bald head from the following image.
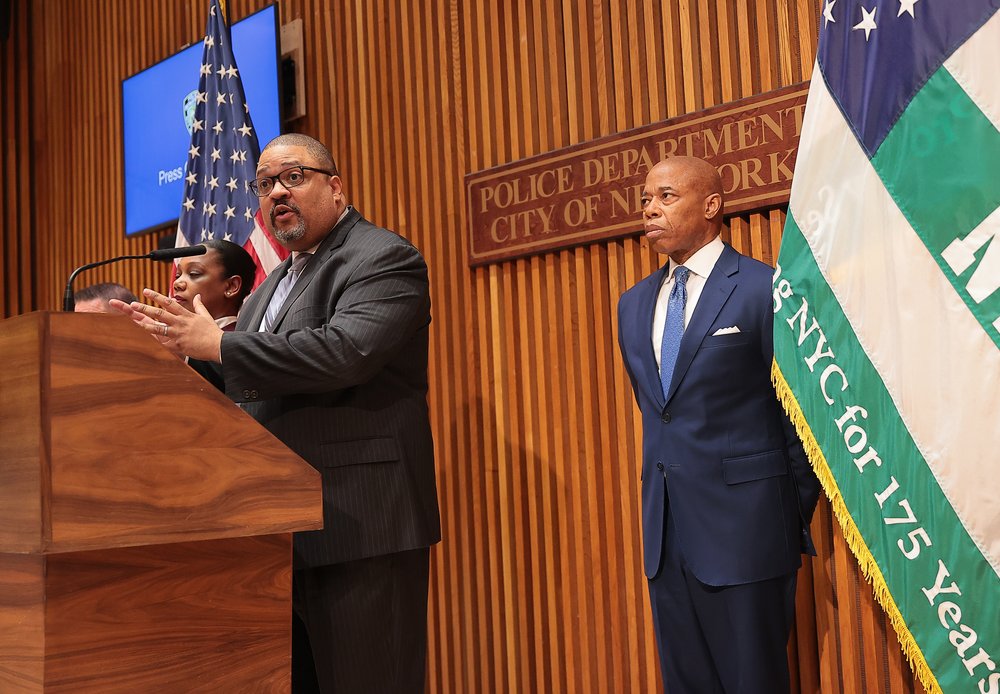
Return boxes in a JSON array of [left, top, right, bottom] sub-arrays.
[[640, 156, 725, 263], [256, 134, 347, 252], [261, 133, 338, 174], [649, 156, 723, 213], [74, 282, 139, 313]]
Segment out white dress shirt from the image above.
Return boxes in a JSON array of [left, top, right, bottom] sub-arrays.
[[651, 235, 725, 369]]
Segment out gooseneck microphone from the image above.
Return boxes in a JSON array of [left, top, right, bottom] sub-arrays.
[[147, 245, 210, 261], [62, 245, 207, 311]]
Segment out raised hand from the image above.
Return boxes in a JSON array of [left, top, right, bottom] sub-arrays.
[[112, 289, 224, 363]]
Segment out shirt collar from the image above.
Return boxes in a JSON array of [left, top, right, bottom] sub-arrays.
[[668, 235, 724, 280]]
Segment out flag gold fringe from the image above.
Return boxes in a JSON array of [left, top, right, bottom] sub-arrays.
[[772, 359, 941, 694]]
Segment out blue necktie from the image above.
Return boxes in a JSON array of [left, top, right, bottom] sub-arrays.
[[260, 252, 312, 331], [659, 265, 690, 399]]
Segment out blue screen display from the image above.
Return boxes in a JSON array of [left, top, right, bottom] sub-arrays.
[[122, 5, 280, 236]]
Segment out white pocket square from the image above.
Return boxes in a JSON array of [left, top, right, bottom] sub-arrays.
[[712, 325, 741, 336]]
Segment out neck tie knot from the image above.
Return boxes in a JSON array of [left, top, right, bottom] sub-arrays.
[[289, 252, 313, 276], [673, 265, 690, 286], [260, 252, 313, 332]]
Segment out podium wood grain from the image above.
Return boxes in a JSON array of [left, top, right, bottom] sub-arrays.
[[0, 322, 44, 552], [0, 312, 323, 692], [0, 312, 322, 553], [1, 535, 293, 693], [0, 555, 45, 690]]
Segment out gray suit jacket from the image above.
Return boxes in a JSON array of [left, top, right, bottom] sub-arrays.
[[221, 207, 441, 567]]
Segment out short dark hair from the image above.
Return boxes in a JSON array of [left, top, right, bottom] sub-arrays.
[[75, 282, 138, 305], [204, 239, 256, 304], [261, 133, 338, 174]]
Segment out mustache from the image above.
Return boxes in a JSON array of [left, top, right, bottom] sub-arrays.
[[270, 201, 302, 224]]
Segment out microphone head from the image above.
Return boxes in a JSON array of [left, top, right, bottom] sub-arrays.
[[148, 244, 208, 261]]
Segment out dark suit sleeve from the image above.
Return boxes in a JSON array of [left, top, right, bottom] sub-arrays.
[[759, 286, 821, 530], [221, 240, 430, 401], [187, 358, 225, 392], [617, 297, 642, 407], [779, 405, 821, 526]]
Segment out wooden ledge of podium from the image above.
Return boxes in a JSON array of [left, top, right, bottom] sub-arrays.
[[0, 312, 323, 692]]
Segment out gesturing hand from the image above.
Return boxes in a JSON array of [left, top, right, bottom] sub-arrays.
[[110, 289, 225, 363]]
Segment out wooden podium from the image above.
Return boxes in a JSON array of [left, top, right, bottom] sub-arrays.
[[0, 312, 323, 692]]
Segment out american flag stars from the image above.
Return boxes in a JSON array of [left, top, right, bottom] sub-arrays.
[[176, 0, 260, 248], [174, 0, 288, 289]]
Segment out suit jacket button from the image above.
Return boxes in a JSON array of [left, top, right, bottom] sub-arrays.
[[661, 412, 671, 423], [656, 462, 664, 471], [250, 390, 258, 399], [242, 389, 251, 399]]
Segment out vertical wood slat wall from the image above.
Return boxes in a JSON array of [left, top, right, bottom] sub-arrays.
[[1, 1, 34, 317], [1, 1, 929, 692]]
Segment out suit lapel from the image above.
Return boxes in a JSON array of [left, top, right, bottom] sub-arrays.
[[664, 244, 739, 404], [631, 263, 670, 410], [268, 207, 362, 332]]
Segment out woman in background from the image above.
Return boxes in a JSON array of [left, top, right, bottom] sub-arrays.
[[172, 238, 256, 330], [110, 239, 256, 388], [171, 239, 256, 391]]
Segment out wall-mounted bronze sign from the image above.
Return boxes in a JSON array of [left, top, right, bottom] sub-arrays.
[[466, 82, 808, 266]]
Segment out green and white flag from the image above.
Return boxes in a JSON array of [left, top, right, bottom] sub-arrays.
[[773, 2, 1000, 692]]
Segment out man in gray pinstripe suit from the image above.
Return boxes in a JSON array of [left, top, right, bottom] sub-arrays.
[[119, 134, 441, 693]]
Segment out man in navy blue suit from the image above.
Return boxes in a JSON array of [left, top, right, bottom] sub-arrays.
[[617, 156, 820, 693]]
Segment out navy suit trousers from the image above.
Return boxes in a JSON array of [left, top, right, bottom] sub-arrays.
[[648, 495, 797, 694]]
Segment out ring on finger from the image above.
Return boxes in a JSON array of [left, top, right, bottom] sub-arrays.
[[162, 324, 169, 338]]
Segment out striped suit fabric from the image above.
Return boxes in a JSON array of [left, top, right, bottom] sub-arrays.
[[223, 206, 441, 566], [220, 206, 440, 692]]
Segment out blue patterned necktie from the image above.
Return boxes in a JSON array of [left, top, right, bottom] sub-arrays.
[[659, 265, 690, 399], [260, 252, 312, 331]]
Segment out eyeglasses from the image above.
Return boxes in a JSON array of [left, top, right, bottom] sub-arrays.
[[249, 165, 334, 196]]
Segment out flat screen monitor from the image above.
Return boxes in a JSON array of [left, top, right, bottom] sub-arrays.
[[121, 4, 280, 236]]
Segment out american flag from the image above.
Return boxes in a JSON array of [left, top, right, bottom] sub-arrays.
[[174, 0, 287, 288]]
